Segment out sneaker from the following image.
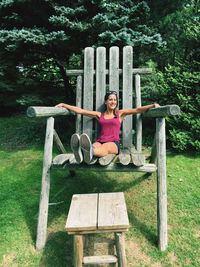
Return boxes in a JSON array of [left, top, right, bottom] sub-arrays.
[[70, 133, 83, 163], [80, 133, 93, 164]]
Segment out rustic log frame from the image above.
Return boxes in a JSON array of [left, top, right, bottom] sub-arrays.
[[27, 49, 180, 252]]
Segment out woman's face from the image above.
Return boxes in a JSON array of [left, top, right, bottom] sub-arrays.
[[105, 94, 117, 110]]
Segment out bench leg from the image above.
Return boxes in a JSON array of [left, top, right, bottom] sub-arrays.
[[74, 235, 83, 267], [115, 232, 126, 267]]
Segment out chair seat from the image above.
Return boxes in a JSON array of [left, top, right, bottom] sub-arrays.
[[52, 153, 157, 173]]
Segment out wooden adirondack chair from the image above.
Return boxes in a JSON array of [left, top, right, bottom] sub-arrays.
[[27, 46, 180, 252]]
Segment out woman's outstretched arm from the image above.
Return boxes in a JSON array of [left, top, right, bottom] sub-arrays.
[[119, 103, 160, 121], [56, 103, 101, 119]]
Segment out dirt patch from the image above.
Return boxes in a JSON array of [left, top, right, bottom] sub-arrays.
[[83, 234, 162, 267], [2, 252, 18, 267], [126, 238, 162, 267]]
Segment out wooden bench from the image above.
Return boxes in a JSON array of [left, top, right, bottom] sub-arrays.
[[65, 192, 129, 267]]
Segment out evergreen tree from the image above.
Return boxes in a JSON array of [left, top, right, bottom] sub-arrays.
[[0, 0, 164, 112]]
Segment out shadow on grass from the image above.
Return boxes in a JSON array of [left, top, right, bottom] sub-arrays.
[[18, 168, 158, 263]]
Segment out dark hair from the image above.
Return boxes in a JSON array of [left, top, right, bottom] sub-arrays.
[[104, 90, 118, 118]]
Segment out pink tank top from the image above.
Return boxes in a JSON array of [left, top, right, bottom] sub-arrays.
[[96, 110, 121, 143]]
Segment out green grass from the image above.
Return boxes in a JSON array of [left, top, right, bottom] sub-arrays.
[[0, 115, 200, 266]]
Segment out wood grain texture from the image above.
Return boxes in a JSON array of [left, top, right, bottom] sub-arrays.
[[122, 46, 133, 148], [109, 46, 119, 95], [83, 255, 118, 265], [156, 118, 168, 251], [98, 192, 129, 230], [135, 74, 142, 152], [83, 47, 94, 140], [65, 194, 98, 232], [36, 117, 54, 250], [76, 75, 82, 135]]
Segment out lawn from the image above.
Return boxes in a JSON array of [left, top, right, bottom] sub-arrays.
[[0, 115, 200, 266]]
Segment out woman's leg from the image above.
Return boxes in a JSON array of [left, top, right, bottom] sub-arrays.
[[93, 142, 118, 157]]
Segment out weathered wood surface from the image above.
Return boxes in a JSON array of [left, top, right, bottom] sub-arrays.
[[68, 228, 128, 235], [143, 105, 180, 118], [83, 47, 94, 140], [52, 153, 73, 166], [83, 255, 118, 265], [36, 117, 54, 250], [27, 106, 69, 117], [98, 192, 129, 230], [74, 235, 83, 267], [156, 118, 168, 251], [119, 149, 131, 165], [122, 46, 133, 147], [76, 75, 82, 135], [52, 162, 157, 173], [131, 152, 145, 166], [109, 46, 119, 94], [65, 68, 152, 76], [98, 154, 116, 166], [53, 130, 66, 154], [135, 74, 142, 152], [65, 194, 98, 232], [115, 232, 127, 267]]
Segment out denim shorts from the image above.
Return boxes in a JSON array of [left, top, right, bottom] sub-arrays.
[[98, 141, 120, 154]]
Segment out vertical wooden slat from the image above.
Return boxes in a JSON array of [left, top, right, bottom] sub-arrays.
[[109, 46, 119, 95], [122, 46, 133, 148], [74, 235, 83, 267], [76, 75, 82, 135], [95, 47, 106, 138], [135, 74, 142, 151], [36, 117, 54, 250], [156, 118, 168, 251], [83, 47, 94, 140]]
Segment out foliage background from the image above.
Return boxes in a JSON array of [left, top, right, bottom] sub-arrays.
[[0, 0, 199, 151]]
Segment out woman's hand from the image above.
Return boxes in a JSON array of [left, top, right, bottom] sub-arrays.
[[55, 103, 65, 108], [154, 103, 160, 108]]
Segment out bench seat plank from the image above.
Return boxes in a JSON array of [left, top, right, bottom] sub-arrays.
[[98, 192, 129, 230], [65, 194, 98, 231]]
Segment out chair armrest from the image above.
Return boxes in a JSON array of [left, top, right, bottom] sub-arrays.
[[27, 106, 70, 118], [142, 105, 180, 118]]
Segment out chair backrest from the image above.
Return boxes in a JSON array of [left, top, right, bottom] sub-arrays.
[[66, 46, 152, 150]]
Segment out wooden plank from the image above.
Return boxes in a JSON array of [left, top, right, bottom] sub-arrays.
[[68, 228, 128, 235], [135, 74, 142, 152], [76, 75, 82, 135], [65, 194, 98, 232], [156, 118, 168, 251], [53, 129, 67, 154], [36, 117, 54, 250], [53, 162, 157, 173], [98, 192, 129, 230], [98, 154, 116, 166], [96, 47, 106, 138], [52, 153, 73, 166], [65, 68, 152, 76], [119, 148, 131, 166], [115, 232, 127, 267], [143, 105, 180, 117], [122, 46, 133, 148], [109, 46, 119, 95], [96, 46, 106, 111], [83, 47, 94, 140], [83, 255, 118, 265], [27, 106, 69, 117]]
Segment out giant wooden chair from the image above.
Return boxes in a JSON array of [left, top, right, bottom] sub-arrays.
[[27, 46, 180, 252]]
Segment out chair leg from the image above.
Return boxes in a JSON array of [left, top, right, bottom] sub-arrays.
[[74, 235, 83, 267], [36, 117, 54, 250], [115, 232, 127, 267]]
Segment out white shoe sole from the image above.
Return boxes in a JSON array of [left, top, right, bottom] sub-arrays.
[[70, 133, 83, 163], [80, 133, 92, 164]]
